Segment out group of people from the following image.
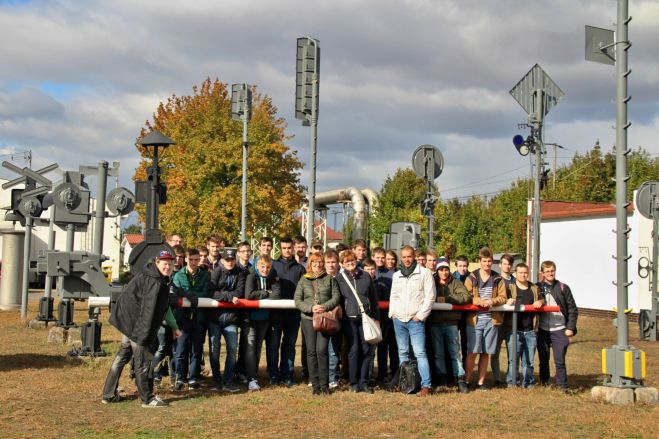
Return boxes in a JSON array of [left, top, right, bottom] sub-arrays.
[[101, 233, 578, 407]]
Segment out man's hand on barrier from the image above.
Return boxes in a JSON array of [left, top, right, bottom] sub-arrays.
[[231, 296, 240, 305], [436, 297, 446, 303], [533, 300, 543, 309], [186, 293, 198, 308], [168, 294, 180, 308], [506, 298, 515, 306]]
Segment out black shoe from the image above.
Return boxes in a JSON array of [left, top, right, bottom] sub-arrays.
[[188, 381, 200, 390], [173, 381, 185, 391], [458, 379, 469, 394], [321, 386, 330, 395], [477, 383, 489, 391], [350, 385, 360, 393], [361, 386, 374, 394], [312, 387, 321, 395]]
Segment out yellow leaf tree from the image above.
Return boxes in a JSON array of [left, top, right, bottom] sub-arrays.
[[133, 78, 305, 245]]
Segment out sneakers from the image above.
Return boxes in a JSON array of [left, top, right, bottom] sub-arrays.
[[329, 381, 339, 389], [236, 372, 248, 384], [307, 381, 313, 387], [285, 379, 295, 388], [477, 383, 489, 392], [223, 383, 240, 393], [248, 379, 261, 392], [188, 381, 200, 390], [142, 396, 169, 408], [210, 382, 222, 391], [173, 381, 186, 391], [101, 392, 123, 404]]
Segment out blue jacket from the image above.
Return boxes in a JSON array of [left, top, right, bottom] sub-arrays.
[[209, 264, 245, 326]]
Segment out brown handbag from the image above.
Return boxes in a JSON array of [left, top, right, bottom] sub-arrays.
[[310, 279, 342, 335]]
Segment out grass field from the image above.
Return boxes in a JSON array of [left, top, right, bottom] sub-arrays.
[[1, 303, 658, 439]]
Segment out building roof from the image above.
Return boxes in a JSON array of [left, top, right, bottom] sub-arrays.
[[123, 233, 144, 246], [295, 217, 344, 241], [541, 200, 634, 220]]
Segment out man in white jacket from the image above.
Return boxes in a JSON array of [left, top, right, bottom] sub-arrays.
[[389, 245, 436, 396]]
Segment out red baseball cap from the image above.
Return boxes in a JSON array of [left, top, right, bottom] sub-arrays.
[[156, 250, 175, 260]]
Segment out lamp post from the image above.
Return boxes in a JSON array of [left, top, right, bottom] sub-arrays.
[[136, 130, 175, 231]]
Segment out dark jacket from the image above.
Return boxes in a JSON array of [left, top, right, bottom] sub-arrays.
[[245, 269, 281, 321], [336, 269, 380, 321], [294, 273, 341, 320], [209, 264, 245, 325], [171, 266, 209, 324], [427, 276, 472, 326], [273, 257, 305, 299], [539, 279, 578, 335], [109, 262, 171, 346], [374, 267, 393, 302]]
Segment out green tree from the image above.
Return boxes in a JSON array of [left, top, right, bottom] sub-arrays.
[[369, 168, 427, 246], [122, 224, 142, 235], [134, 78, 305, 245]]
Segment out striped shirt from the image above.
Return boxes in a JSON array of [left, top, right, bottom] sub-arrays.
[[477, 275, 493, 321]]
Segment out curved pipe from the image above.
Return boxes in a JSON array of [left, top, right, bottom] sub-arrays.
[[314, 187, 366, 241], [360, 188, 379, 213]]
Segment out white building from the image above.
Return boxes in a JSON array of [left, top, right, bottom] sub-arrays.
[[537, 200, 655, 316]]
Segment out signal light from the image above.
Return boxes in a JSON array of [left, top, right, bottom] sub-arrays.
[[512, 134, 532, 156]]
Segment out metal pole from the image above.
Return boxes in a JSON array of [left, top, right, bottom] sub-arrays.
[[43, 204, 56, 301], [306, 41, 319, 248], [148, 147, 159, 230], [614, 0, 630, 349], [240, 109, 249, 242], [552, 144, 557, 190], [94, 161, 108, 255], [652, 219, 658, 341], [511, 295, 520, 387], [426, 178, 434, 251], [20, 216, 33, 319], [531, 89, 544, 283], [66, 223, 75, 251]]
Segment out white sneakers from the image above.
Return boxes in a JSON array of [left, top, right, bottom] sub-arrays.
[[248, 379, 261, 392]]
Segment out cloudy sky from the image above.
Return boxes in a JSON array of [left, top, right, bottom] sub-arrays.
[[0, 0, 657, 222]]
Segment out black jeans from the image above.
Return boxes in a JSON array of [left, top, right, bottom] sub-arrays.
[[347, 317, 372, 388], [103, 335, 154, 403], [300, 318, 330, 389], [246, 319, 271, 381], [375, 317, 399, 381], [235, 315, 249, 377], [537, 329, 570, 388]]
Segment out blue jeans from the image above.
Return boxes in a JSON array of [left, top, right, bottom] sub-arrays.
[[174, 320, 204, 384], [508, 330, 537, 387], [430, 324, 465, 378], [207, 321, 238, 384], [267, 311, 300, 382], [491, 326, 512, 382], [393, 318, 432, 389], [328, 331, 342, 383]]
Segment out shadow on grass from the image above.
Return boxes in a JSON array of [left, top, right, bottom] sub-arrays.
[[0, 353, 83, 371]]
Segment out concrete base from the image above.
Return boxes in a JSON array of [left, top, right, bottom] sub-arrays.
[[66, 327, 82, 347], [592, 386, 658, 405], [28, 319, 57, 330], [48, 326, 66, 344]]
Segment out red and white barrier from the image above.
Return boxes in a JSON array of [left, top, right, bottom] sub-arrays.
[[88, 296, 559, 313]]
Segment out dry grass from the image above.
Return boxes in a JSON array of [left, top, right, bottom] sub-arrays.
[[1, 301, 658, 439]]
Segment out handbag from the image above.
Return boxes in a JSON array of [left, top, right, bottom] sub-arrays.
[[311, 279, 342, 335], [341, 272, 383, 344]]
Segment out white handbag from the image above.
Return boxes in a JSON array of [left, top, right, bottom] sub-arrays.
[[341, 272, 383, 344]]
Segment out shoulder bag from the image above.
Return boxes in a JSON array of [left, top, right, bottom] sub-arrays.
[[311, 279, 342, 335], [341, 271, 382, 344]]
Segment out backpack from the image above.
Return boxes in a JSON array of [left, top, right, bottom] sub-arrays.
[[398, 361, 421, 394]]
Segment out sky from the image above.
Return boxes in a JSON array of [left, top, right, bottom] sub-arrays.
[[0, 0, 657, 226]]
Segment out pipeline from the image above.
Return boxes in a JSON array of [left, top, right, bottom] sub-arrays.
[[88, 296, 559, 313]]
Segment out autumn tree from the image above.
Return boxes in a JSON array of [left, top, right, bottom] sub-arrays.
[[133, 78, 305, 245]]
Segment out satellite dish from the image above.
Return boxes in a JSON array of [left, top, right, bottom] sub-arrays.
[[412, 144, 444, 180], [53, 182, 81, 212], [107, 187, 136, 215], [18, 195, 43, 218], [636, 181, 659, 220]]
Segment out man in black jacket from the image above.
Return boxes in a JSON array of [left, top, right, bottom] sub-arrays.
[[102, 250, 181, 408], [537, 260, 578, 391], [208, 248, 245, 392], [268, 237, 305, 386]]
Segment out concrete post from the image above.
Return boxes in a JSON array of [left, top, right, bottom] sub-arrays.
[[0, 229, 24, 310]]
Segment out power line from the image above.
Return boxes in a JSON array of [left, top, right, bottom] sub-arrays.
[[440, 165, 528, 193]]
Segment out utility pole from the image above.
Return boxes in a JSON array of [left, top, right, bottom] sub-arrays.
[[231, 83, 252, 242], [510, 65, 564, 282], [587, 0, 649, 391], [295, 37, 320, 248]]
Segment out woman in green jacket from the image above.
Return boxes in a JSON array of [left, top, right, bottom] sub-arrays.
[[294, 252, 341, 395]]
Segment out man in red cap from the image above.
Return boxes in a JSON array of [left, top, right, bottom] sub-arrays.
[[102, 249, 181, 408]]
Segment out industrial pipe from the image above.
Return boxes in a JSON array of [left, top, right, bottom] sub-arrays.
[[314, 187, 367, 241]]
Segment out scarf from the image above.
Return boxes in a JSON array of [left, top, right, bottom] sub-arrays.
[[304, 270, 326, 280], [399, 261, 417, 278]]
